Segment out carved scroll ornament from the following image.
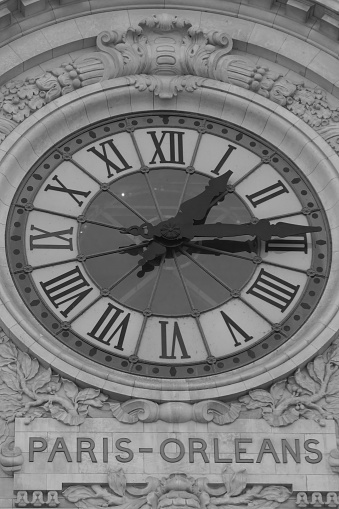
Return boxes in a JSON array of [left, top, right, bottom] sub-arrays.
[[0, 14, 339, 155], [63, 467, 291, 509]]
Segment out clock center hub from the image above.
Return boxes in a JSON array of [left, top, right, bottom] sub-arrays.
[[160, 221, 181, 240]]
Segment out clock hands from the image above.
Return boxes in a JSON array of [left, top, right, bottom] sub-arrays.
[[174, 170, 233, 225], [120, 171, 321, 267], [177, 220, 321, 242], [121, 219, 321, 243]]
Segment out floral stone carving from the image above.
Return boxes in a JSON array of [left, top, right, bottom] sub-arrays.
[[0, 330, 339, 439], [63, 467, 291, 509], [0, 14, 339, 154], [239, 339, 339, 427]]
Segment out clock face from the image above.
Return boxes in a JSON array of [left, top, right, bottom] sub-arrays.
[[6, 112, 330, 379]]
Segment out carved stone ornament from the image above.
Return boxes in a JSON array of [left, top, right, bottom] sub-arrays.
[[0, 330, 339, 434], [62, 467, 291, 509], [0, 14, 339, 154], [1, 329, 339, 475]]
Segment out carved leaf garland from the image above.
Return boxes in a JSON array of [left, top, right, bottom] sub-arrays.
[[0, 14, 339, 154], [63, 469, 291, 509]]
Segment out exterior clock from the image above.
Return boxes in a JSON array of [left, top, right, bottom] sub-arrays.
[[6, 112, 330, 379]]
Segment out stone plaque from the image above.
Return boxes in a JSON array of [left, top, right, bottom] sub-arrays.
[[14, 417, 338, 493]]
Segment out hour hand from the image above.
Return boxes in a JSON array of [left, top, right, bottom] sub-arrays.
[[175, 170, 233, 225], [181, 220, 322, 241]]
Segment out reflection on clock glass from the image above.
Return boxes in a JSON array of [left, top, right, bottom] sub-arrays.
[[7, 112, 330, 378]]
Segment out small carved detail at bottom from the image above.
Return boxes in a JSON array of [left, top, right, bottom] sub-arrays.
[[15, 490, 59, 507], [296, 492, 339, 507], [63, 468, 291, 509]]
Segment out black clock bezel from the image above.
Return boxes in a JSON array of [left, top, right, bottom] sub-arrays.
[[6, 111, 330, 379]]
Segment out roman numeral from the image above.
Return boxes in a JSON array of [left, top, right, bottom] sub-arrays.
[[265, 234, 307, 253], [87, 139, 132, 178], [148, 131, 185, 165], [246, 269, 300, 312], [44, 176, 91, 206], [87, 302, 130, 350], [220, 311, 253, 347], [159, 321, 190, 359], [246, 180, 289, 208], [211, 145, 237, 175], [29, 225, 74, 250], [40, 266, 93, 318]]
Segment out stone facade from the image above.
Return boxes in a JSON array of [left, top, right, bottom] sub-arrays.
[[0, 1, 339, 507]]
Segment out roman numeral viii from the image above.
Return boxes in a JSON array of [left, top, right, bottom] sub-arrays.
[[87, 139, 132, 178], [246, 180, 288, 208], [246, 269, 300, 312], [40, 266, 93, 318], [30, 225, 74, 250], [159, 321, 190, 359], [148, 131, 185, 165], [88, 302, 130, 350]]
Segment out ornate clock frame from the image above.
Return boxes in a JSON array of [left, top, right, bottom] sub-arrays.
[[0, 14, 339, 401]]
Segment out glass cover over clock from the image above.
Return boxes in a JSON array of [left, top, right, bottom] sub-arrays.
[[6, 112, 330, 378]]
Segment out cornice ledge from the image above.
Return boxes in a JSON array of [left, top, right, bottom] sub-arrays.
[[0, 14, 338, 154]]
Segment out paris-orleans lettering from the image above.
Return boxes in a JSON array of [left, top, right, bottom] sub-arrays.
[[28, 436, 323, 464]]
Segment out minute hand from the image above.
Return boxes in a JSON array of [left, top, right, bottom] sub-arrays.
[[181, 220, 322, 241]]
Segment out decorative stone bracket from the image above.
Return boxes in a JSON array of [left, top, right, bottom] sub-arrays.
[[0, 13, 339, 154], [62, 467, 291, 509]]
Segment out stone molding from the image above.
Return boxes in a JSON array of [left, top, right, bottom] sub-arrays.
[[15, 490, 59, 507], [1, 0, 339, 53], [296, 492, 339, 507], [0, 76, 338, 400], [62, 468, 291, 509], [1, 14, 339, 155]]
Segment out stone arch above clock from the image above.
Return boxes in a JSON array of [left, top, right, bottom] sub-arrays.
[[1, 13, 339, 156]]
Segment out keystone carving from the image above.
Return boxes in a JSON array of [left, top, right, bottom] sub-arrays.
[[63, 467, 291, 509], [0, 14, 339, 155]]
